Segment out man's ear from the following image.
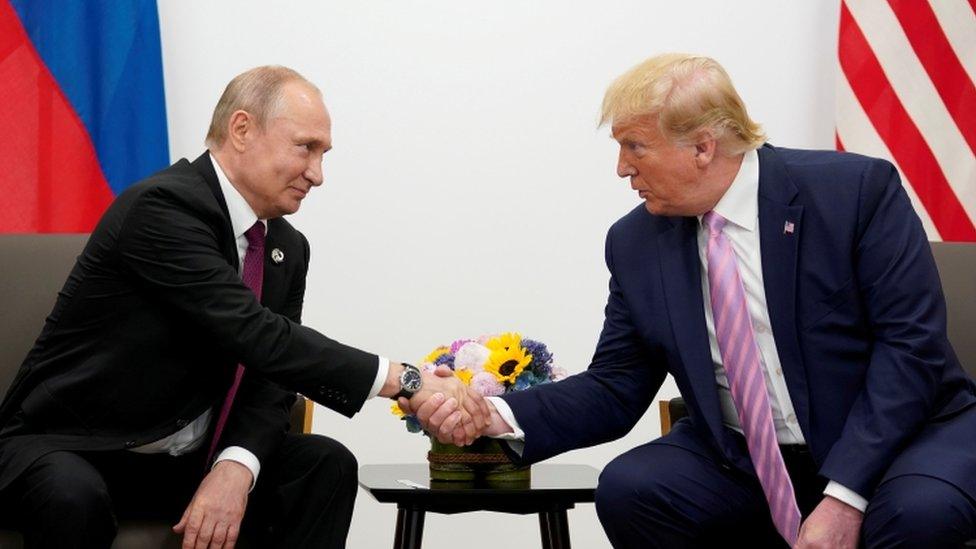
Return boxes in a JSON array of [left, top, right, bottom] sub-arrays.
[[693, 133, 717, 168], [228, 110, 252, 153]]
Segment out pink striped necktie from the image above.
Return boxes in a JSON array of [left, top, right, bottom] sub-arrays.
[[206, 220, 265, 464], [703, 211, 801, 546]]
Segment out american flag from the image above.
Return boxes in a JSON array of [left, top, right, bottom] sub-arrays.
[[836, 0, 976, 242]]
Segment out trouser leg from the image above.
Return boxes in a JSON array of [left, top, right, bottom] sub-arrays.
[[863, 474, 976, 548], [594, 440, 785, 548], [242, 433, 359, 549], [0, 451, 117, 549]]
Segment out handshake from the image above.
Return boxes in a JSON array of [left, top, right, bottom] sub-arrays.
[[385, 362, 513, 446]]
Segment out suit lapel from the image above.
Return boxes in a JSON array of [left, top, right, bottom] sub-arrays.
[[261, 220, 287, 310], [657, 216, 727, 447], [756, 145, 811, 441]]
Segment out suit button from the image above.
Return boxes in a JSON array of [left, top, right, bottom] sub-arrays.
[[176, 419, 189, 428], [124, 440, 137, 448]]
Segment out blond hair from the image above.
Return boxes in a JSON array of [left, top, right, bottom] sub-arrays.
[[205, 65, 319, 147], [599, 53, 765, 155]]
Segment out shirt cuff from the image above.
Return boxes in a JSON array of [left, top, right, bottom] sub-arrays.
[[367, 356, 390, 399], [486, 397, 525, 456], [823, 480, 868, 512], [486, 397, 526, 441], [214, 446, 260, 492]]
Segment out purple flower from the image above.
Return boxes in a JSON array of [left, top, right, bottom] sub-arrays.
[[450, 339, 473, 354], [433, 352, 455, 369], [522, 339, 554, 377]]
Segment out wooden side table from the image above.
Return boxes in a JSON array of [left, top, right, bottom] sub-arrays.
[[359, 463, 600, 549]]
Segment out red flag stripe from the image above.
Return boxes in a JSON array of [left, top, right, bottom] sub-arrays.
[[0, 0, 114, 232], [836, 69, 943, 239], [839, 1, 976, 240], [887, 0, 976, 156]]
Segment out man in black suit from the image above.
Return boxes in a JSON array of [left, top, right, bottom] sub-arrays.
[[0, 66, 487, 549]]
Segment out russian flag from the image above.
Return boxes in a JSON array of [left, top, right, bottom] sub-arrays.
[[0, 0, 169, 233]]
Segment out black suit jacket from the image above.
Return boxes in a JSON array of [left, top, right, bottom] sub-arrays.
[[0, 153, 378, 491]]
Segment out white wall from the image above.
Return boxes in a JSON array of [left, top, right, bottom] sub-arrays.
[[157, 2, 840, 547]]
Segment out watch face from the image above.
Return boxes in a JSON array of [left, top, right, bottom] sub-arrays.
[[402, 368, 423, 392]]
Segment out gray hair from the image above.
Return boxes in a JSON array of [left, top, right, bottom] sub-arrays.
[[205, 65, 320, 147]]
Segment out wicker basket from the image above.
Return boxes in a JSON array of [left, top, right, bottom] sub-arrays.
[[428, 437, 530, 482]]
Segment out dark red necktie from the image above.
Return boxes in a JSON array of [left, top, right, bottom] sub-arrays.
[[206, 221, 265, 464]]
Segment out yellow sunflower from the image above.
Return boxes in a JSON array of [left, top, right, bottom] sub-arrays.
[[455, 368, 474, 386], [390, 402, 407, 418], [422, 346, 450, 364], [485, 344, 533, 384], [485, 332, 522, 352]]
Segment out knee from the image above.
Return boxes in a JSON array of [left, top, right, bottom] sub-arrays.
[[299, 435, 358, 488], [863, 475, 975, 548], [595, 449, 666, 529], [22, 452, 115, 535]]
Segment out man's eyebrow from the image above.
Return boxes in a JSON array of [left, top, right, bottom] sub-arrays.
[[296, 135, 330, 149]]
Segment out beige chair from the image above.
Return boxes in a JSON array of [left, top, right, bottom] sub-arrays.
[[0, 235, 313, 548]]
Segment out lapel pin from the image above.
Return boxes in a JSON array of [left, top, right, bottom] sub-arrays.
[[271, 248, 285, 264], [783, 220, 795, 235]]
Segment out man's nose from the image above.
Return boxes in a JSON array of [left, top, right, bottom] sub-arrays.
[[617, 152, 635, 178], [305, 156, 324, 186]]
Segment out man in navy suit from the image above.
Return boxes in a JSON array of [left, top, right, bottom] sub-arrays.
[[410, 54, 976, 547]]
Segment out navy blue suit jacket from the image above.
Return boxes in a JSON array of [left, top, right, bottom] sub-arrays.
[[503, 144, 976, 499]]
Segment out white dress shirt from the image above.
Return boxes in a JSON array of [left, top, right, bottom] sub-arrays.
[[491, 148, 867, 512], [132, 154, 391, 488]]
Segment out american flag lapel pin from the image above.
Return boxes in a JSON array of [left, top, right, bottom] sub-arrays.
[[783, 220, 795, 235]]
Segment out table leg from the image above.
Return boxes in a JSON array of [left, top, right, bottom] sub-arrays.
[[394, 504, 426, 549], [538, 508, 570, 549]]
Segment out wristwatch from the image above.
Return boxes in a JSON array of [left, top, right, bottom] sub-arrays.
[[393, 363, 423, 400]]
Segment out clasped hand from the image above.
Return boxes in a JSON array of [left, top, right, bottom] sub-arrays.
[[397, 365, 494, 446]]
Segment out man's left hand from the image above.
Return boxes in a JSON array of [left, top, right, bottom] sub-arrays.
[[795, 496, 863, 549], [173, 460, 252, 549]]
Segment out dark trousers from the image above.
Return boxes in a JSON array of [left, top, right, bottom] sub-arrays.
[[0, 433, 358, 549], [594, 425, 976, 548]]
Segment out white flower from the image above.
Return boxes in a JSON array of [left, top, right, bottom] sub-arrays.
[[454, 342, 490, 373]]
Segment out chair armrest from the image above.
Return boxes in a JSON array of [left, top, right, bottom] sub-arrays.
[[659, 397, 688, 435], [289, 395, 314, 434]]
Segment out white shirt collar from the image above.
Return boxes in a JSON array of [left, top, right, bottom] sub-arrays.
[[706, 148, 760, 231], [208, 153, 266, 240]]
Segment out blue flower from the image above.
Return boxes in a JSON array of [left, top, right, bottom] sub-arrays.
[[433, 352, 456, 369], [514, 370, 542, 391], [521, 339, 553, 377], [405, 415, 423, 433]]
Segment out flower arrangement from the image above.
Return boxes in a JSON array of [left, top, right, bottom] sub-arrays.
[[392, 332, 566, 433]]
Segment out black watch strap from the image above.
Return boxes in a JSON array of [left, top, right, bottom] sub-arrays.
[[393, 363, 422, 400]]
